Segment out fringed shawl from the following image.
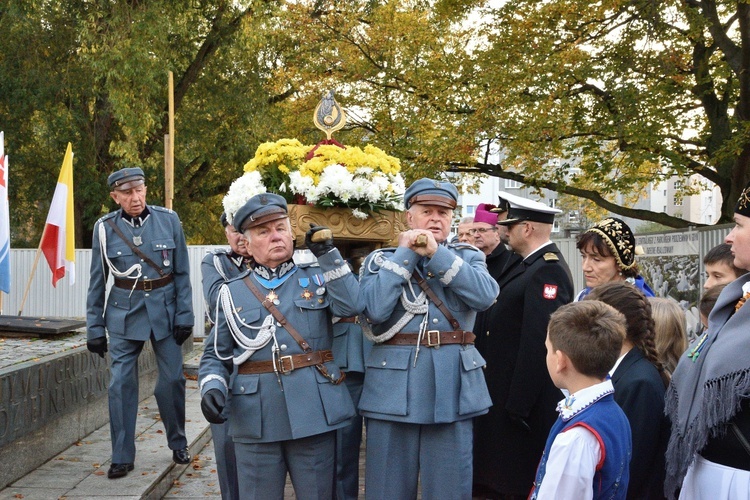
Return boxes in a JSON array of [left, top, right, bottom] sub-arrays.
[[664, 274, 750, 499]]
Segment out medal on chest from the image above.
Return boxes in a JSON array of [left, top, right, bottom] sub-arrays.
[[266, 290, 280, 305], [133, 235, 142, 246]]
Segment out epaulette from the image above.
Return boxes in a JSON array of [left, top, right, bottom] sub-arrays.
[[449, 242, 479, 252], [297, 261, 320, 269], [543, 252, 559, 262], [97, 211, 118, 224], [209, 247, 231, 255], [151, 205, 174, 214]]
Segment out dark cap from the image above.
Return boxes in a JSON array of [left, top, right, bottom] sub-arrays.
[[736, 180, 750, 217], [584, 217, 641, 270], [233, 193, 288, 232], [495, 191, 561, 225], [220, 213, 229, 228], [108, 167, 145, 191], [404, 178, 458, 210]]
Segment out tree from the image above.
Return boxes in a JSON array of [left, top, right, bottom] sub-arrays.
[[272, 0, 750, 227], [0, 0, 295, 246]]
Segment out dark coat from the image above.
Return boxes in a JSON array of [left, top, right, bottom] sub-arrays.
[[611, 347, 668, 500], [473, 242, 573, 496]]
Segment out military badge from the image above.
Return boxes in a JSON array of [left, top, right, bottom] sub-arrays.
[[543, 284, 558, 300]]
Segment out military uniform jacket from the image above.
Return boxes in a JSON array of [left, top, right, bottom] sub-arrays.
[[332, 320, 372, 374], [86, 206, 194, 342], [200, 249, 361, 444], [473, 242, 573, 495], [198, 248, 248, 390], [358, 243, 499, 424], [201, 249, 249, 324]]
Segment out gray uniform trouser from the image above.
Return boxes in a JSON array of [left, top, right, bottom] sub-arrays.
[[365, 418, 474, 500], [211, 398, 239, 500], [108, 333, 187, 463], [234, 431, 336, 500], [336, 371, 365, 500]]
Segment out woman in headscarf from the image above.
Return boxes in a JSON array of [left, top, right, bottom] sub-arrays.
[[665, 180, 750, 499], [575, 217, 654, 301]]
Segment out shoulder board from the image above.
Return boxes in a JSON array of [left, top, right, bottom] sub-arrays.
[[297, 262, 320, 269], [209, 247, 230, 255], [449, 242, 479, 251], [543, 252, 559, 262], [150, 206, 174, 214], [97, 212, 118, 224], [376, 246, 397, 253]]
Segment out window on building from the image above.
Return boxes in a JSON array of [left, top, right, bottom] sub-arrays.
[[505, 179, 522, 189], [465, 205, 476, 215], [673, 196, 682, 207]]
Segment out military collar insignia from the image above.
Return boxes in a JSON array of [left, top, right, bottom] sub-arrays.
[[253, 259, 297, 290], [121, 206, 151, 227]]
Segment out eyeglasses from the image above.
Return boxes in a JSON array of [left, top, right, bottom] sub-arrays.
[[474, 227, 498, 233]]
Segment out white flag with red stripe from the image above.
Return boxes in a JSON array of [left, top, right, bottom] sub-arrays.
[[40, 143, 75, 287]]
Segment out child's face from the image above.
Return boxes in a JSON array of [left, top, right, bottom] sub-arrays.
[[545, 333, 562, 388], [704, 262, 737, 290]]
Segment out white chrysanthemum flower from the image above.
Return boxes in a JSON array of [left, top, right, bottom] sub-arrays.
[[288, 171, 315, 197], [351, 208, 369, 220], [223, 171, 266, 224], [350, 177, 372, 201], [318, 164, 355, 201]]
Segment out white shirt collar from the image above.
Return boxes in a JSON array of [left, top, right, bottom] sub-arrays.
[[556, 379, 614, 421], [608, 351, 627, 377], [523, 240, 553, 261]]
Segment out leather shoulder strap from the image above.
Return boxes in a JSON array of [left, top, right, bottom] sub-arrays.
[[242, 275, 311, 352], [106, 217, 165, 276], [412, 270, 461, 330]]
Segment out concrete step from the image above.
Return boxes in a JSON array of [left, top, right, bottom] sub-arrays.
[[0, 349, 211, 500]]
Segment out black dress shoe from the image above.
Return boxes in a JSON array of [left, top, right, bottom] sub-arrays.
[[172, 447, 191, 464], [107, 463, 134, 479]]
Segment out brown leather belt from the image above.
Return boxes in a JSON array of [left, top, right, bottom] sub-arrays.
[[113, 274, 173, 291], [383, 330, 476, 347], [237, 350, 334, 375], [337, 316, 358, 323]]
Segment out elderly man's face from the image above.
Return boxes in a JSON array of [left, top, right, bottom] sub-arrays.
[[110, 185, 147, 217], [225, 224, 250, 258], [407, 203, 453, 243], [473, 222, 500, 254], [457, 223, 476, 244], [245, 218, 294, 268]]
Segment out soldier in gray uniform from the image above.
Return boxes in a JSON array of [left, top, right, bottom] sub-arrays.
[[358, 178, 500, 499], [198, 213, 251, 500], [199, 193, 360, 499], [86, 167, 194, 479]]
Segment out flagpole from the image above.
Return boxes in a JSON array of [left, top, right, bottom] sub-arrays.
[[165, 71, 175, 209], [18, 239, 44, 316]]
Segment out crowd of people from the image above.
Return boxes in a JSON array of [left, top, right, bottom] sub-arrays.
[[85, 167, 750, 499]]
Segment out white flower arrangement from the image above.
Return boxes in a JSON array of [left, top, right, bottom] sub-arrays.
[[223, 140, 406, 223], [222, 171, 266, 225]]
